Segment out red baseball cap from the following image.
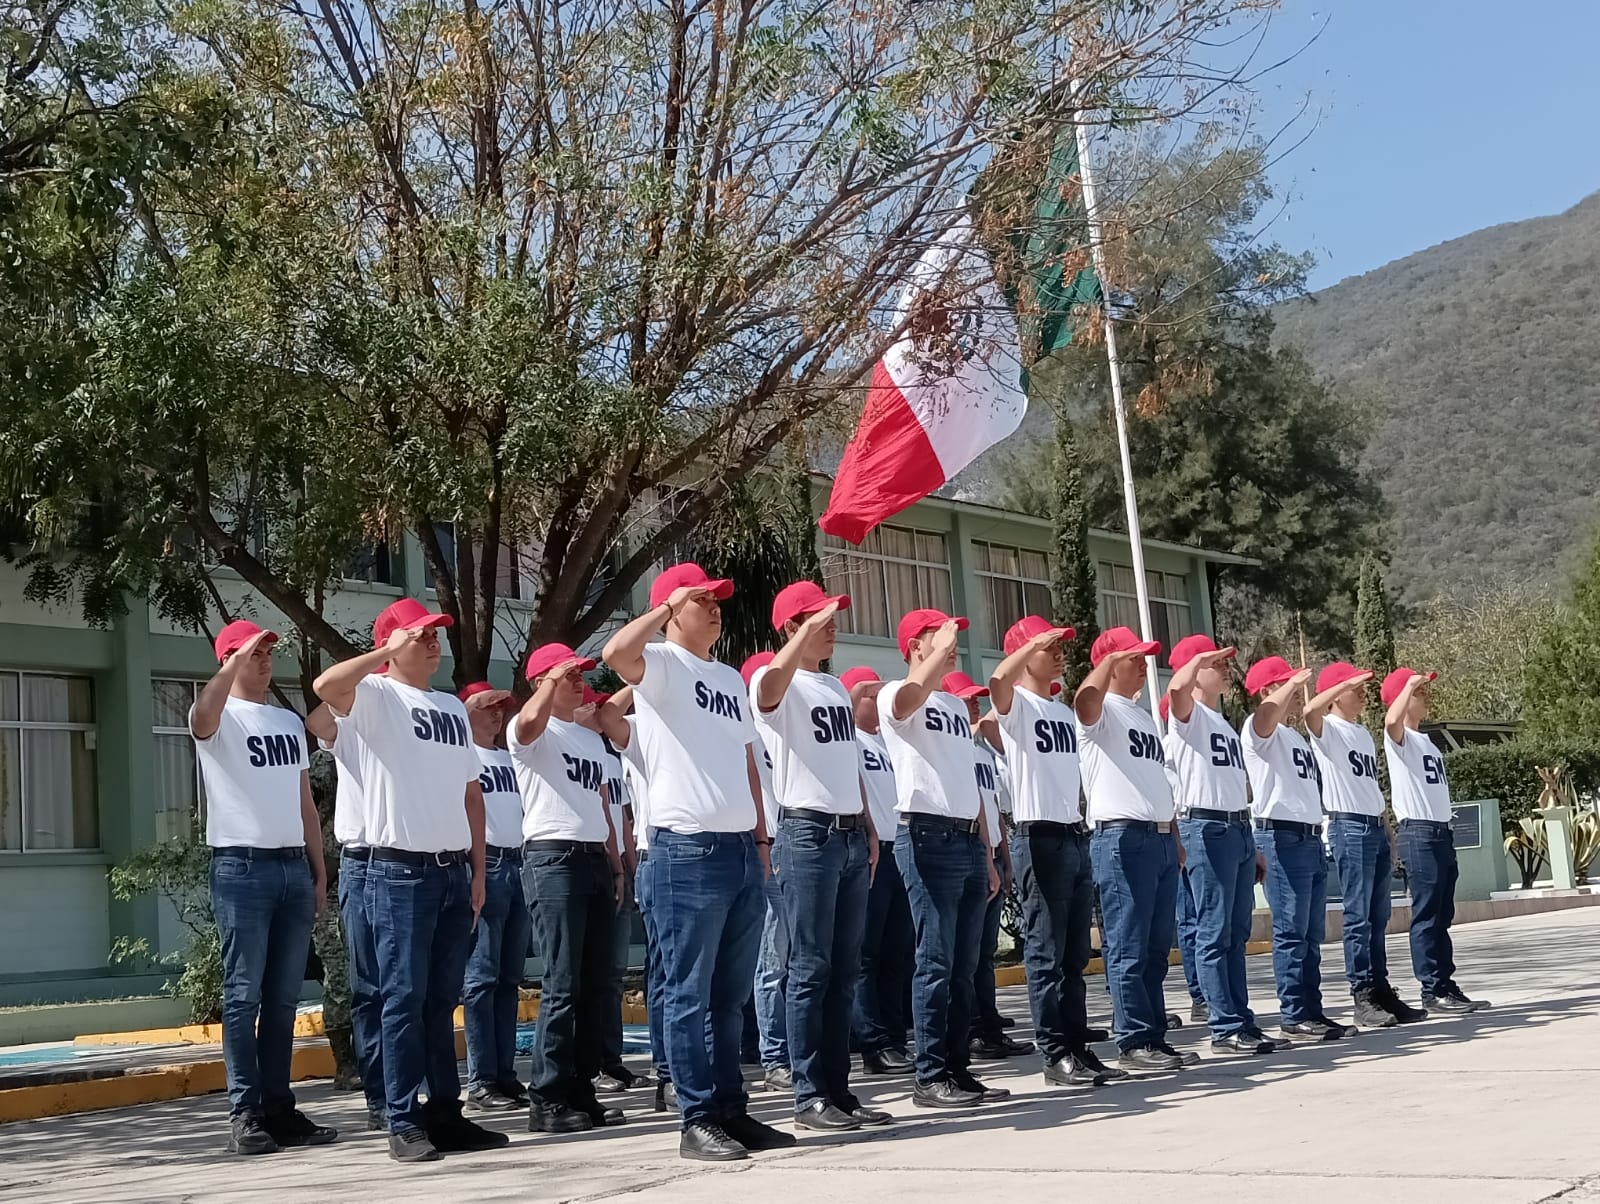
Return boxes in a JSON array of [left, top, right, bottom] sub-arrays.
[[458, 681, 515, 709], [941, 671, 989, 700], [771, 580, 850, 631], [1316, 661, 1372, 694], [1169, 634, 1236, 672], [649, 562, 734, 610], [214, 619, 278, 664], [896, 608, 969, 659], [1380, 667, 1437, 707], [740, 651, 775, 687], [373, 598, 453, 647], [1090, 626, 1162, 667], [1244, 655, 1297, 696], [1002, 614, 1075, 656], [839, 666, 881, 692], [581, 685, 612, 707], [525, 642, 598, 683]]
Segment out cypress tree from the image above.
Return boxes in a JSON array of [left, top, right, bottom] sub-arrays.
[[1354, 553, 1397, 727], [1051, 416, 1100, 685]]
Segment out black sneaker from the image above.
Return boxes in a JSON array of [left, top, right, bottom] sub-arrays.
[[1375, 981, 1429, 1023], [912, 1079, 982, 1108], [1444, 987, 1490, 1012], [366, 1106, 389, 1132], [1281, 1018, 1348, 1041], [226, 1114, 280, 1156], [1044, 1054, 1106, 1087], [594, 1066, 643, 1093], [264, 1107, 339, 1147], [466, 1085, 521, 1113], [763, 1065, 794, 1092], [1156, 1042, 1201, 1066], [1118, 1045, 1182, 1073], [528, 1103, 594, 1134], [1422, 990, 1487, 1014], [1189, 1001, 1209, 1024], [1077, 1047, 1131, 1082], [388, 1129, 441, 1162], [680, 1120, 748, 1162], [428, 1108, 511, 1151], [722, 1111, 798, 1150], [862, 1047, 913, 1075], [997, 1014, 1016, 1029], [951, 1069, 1009, 1100], [1353, 988, 1398, 1028], [795, 1100, 861, 1131], [653, 1080, 678, 1113], [1211, 1032, 1274, 1055]]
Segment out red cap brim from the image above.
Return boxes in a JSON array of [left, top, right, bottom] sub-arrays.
[[401, 613, 454, 631], [953, 686, 990, 699], [707, 579, 735, 600], [1134, 640, 1161, 657]]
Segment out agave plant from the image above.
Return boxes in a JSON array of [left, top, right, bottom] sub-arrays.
[[1505, 817, 1549, 890], [1571, 811, 1600, 887]]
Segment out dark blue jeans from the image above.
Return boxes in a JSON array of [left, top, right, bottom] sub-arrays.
[[1089, 824, 1178, 1052], [754, 869, 789, 1070], [778, 818, 870, 1112], [599, 871, 635, 1070], [853, 840, 914, 1054], [338, 849, 385, 1112], [523, 844, 614, 1110], [973, 888, 1004, 1039], [1010, 825, 1094, 1064], [1176, 867, 1206, 1007], [1328, 816, 1392, 992], [1179, 817, 1259, 1038], [211, 847, 315, 1119], [1398, 820, 1459, 996], [635, 854, 669, 1083], [651, 829, 764, 1126], [464, 852, 531, 1091], [895, 818, 988, 1085], [368, 856, 475, 1137], [1256, 827, 1328, 1025]]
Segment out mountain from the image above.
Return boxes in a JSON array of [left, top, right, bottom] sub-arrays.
[[1273, 192, 1600, 601]]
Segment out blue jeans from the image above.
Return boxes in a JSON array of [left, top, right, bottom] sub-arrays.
[[1010, 825, 1095, 1063], [599, 871, 634, 1070], [778, 817, 870, 1112], [211, 847, 315, 1118], [1256, 827, 1328, 1025], [1179, 818, 1259, 1038], [368, 856, 475, 1137], [1328, 816, 1392, 992], [651, 829, 764, 1126], [972, 888, 1004, 1039], [1175, 867, 1205, 1007], [464, 852, 532, 1091], [523, 844, 615, 1110], [754, 871, 789, 1070], [853, 840, 914, 1054], [339, 849, 385, 1112], [1090, 824, 1178, 1052], [635, 854, 669, 1083], [895, 818, 988, 1085], [1398, 820, 1459, 995]]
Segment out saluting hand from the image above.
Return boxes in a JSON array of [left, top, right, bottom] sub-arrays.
[[665, 585, 714, 617], [464, 688, 514, 712], [385, 624, 429, 654]]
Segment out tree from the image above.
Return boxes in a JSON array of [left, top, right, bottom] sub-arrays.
[[1050, 417, 1099, 683], [3, 0, 1289, 687], [1354, 554, 1397, 726], [1523, 530, 1600, 746], [1397, 580, 1560, 723]]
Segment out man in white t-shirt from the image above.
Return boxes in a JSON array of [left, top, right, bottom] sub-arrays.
[[1165, 636, 1281, 1056], [1382, 668, 1489, 1013], [1305, 662, 1428, 1028], [603, 563, 790, 1163], [455, 682, 533, 1113], [192, 619, 335, 1156], [990, 616, 1124, 1087], [842, 666, 915, 1075], [754, 581, 888, 1131], [1241, 656, 1349, 1042], [1074, 626, 1191, 1073], [879, 608, 1002, 1109], [509, 642, 626, 1134], [312, 598, 505, 1163], [740, 651, 791, 1091]]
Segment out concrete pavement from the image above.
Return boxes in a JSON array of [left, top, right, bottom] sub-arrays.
[[4, 907, 1597, 1203]]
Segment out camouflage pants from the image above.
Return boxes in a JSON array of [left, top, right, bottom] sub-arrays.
[[312, 905, 361, 1089]]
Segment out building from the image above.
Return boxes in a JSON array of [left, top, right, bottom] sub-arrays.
[[0, 488, 1249, 1006]]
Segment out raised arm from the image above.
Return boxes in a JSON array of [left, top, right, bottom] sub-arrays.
[[595, 684, 634, 747], [756, 601, 841, 712], [602, 587, 710, 684], [1166, 645, 1236, 725], [512, 661, 578, 746], [1073, 649, 1141, 727], [304, 702, 337, 746], [988, 628, 1065, 716], [889, 620, 962, 721], [1385, 672, 1426, 746], [314, 628, 417, 714], [190, 629, 275, 740], [1251, 668, 1313, 739], [1303, 671, 1374, 738]]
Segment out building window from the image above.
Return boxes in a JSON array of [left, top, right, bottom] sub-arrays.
[[344, 539, 401, 588], [822, 526, 953, 640], [1097, 563, 1193, 649], [974, 541, 1053, 649], [151, 680, 204, 843], [0, 673, 99, 852]]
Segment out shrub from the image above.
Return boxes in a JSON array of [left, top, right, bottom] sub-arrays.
[[1445, 739, 1600, 827], [108, 838, 222, 1023]]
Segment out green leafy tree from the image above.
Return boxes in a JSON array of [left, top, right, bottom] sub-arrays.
[[1524, 530, 1600, 746], [1354, 554, 1397, 726], [1397, 580, 1559, 722]]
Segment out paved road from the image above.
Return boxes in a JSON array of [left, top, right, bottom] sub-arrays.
[[5, 907, 1598, 1203]]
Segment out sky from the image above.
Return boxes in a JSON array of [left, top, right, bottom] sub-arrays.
[[1239, 0, 1600, 289]]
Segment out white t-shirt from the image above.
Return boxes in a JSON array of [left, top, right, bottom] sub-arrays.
[[322, 718, 366, 846], [1242, 720, 1324, 825], [1167, 700, 1249, 816], [473, 745, 524, 848], [194, 698, 308, 848], [621, 717, 651, 852], [1311, 715, 1386, 817], [602, 743, 628, 849], [343, 675, 478, 853], [1076, 692, 1175, 823], [632, 641, 759, 834], [857, 729, 898, 840], [1162, 734, 1183, 813], [995, 686, 1082, 825], [878, 683, 980, 821], [751, 667, 864, 816], [974, 742, 1003, 847], [507, 714, 612, 843], [1385, 728, 1453, 822]]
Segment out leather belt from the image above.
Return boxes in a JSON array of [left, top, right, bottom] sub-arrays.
[[523, 839, 609, 855], [1327, 812, 1384, 827], [1398, 818, 1453, 833], [902, 813, 982, 836], [340, 846, 372, 862], [1095, 820, 1173, 834], [1253, 819, 1323, 837], [370, 847, 468, 866], [485, 843, 524, 862], [1187, 808, 1251, 824], [1014, 820, 1088, 836], [780, 807, 865, 830], [210, 845, 305, 860]]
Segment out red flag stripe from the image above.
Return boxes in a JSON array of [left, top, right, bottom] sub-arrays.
[[818, 360, 946, 544]]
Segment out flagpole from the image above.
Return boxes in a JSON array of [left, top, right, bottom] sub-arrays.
[[1069, 96, 1163, 718]]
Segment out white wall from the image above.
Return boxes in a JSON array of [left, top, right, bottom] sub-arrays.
[[0, 864, 110, 973]]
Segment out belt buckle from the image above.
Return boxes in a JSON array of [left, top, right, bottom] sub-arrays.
[[434, 851, 453, 867], [1156, 821, 1172, 834]]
